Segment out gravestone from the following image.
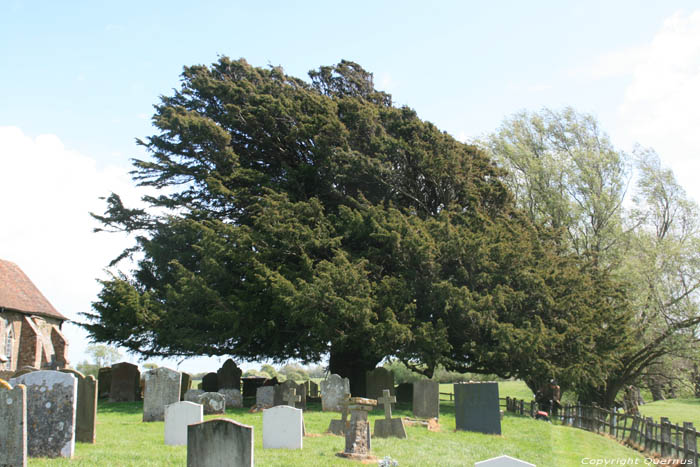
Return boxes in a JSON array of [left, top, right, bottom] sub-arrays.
[[395, 383, 413, 404], [373, 389, 407, 439], [185, 389, 205, 403], [263, 405, 303, 449], [0, 379, 27, 467], [365, 367, 394, 400], [110, 362, 140, 402], [187, 419, 254, 467], [201, 372, 218, 392], [475, 455, 536, 466], [242, 376, 267, 399], [327, 394, 350, 435], [199, 392, 226, 415], [97, 367, 111, 398], [308, 380, 319, 398], [320, 374, 350, 412], [413, 380, 439, 419], [454, 382, 501, 435], [60, 368, 98, 443], [10, 370, 77, 458], [337, 397, 376, 460], [11, 366, 38, 378], [280, 380, 306, 409], [218, 388, 243, 408], [164, 401, 203, 446], [180, 372, 192, 401], [143, 367, 182, 422], [216, 359, 242, 390], [256, 386, 275, 408]]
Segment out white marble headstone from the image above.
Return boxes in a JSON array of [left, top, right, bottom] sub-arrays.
[[262, 405, 303, 449], [164, 401, 203, 446]]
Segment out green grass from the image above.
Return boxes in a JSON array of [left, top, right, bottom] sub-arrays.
[[25, 397, 649, 467], [638, 398, 700, 427], [439, 380, 534, 401]]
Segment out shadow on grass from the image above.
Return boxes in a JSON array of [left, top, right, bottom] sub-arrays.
[[98, 400, 143, 415]]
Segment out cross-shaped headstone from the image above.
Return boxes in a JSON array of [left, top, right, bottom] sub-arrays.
[[378, 389, 396, 420], [284, 387, 301, 407]]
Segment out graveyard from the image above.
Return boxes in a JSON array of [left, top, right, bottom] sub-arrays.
[[1, 373, 666, 466]]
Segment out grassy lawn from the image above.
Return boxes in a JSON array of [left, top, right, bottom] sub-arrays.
[[26, 398, 648, 466], [638, 398, 700, 427]]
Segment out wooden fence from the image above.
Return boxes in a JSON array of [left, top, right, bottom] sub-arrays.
[[501, 396, 699, 465]]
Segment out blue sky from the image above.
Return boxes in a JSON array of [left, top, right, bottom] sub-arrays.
[[2, 1, 700, 372]]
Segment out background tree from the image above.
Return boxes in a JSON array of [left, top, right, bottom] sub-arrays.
[[85, 59, 614, 395], [76, 344, 123, 377]]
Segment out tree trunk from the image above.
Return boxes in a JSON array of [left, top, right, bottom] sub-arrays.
[[328, 345, 382, 397]]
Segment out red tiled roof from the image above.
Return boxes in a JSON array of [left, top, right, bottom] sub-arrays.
[[0, 259, 67, 321]]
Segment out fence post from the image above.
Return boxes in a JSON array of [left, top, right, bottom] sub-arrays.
[[645, 417, 654, 453], [683, 422, 697, 466], [530, 400, 535, 418], [610, 409, 616, 437], [519, 399, 524, 416], [660, 417, 671, 458], [506, 396, 511, 412]]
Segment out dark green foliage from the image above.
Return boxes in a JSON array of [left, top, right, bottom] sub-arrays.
[[85, 58, 621, 394]]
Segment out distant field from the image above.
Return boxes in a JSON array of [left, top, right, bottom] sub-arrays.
[[638, 398, 700, 427]]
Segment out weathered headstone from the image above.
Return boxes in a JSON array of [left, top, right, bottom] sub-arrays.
[[201, 372, 218, 392], [413, 380, 439, 419], [0, 379, 27, 467], [280, 380, 307, 409], [143, 367, 182, 422], [263, 405, 303, 449], [475, 455, 536, 466], [327, 394, 350, 435], [320, 374, 350, 412], [199, 392, 226, 415], [97, 367, 111, 399], [337, 397, 376, 460], [395, 382, 413, 404], [256, 386, 275, 408], [373, 389, 407, 439], [10, 370, 77, 458], [216, 359, 242, 390], [164, 401, 203, 446], [454, 382, 501, 435], [365, 367, 394, 400], [180, 372, 192, 401], [218, 388, 243, 408], [308, 380, 319, 398], [60, 368, 97, 443], [187, 419, 254, 467], [185, 389, 205, 403], [109, 362, 140, 402]]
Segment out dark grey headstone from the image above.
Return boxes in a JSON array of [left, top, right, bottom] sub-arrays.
[[109, 362, 140, 402], [60, 369, 97, 443], [413, 380, 439, 419], [395, 383, 413, 403], [202, 372, 218, 392], [454, 382, 501, 435], [180, 372, 192, 401], [216, 359, 242, 390], [365, 367, 394, 400], [187, 418, 253, 467], [97, 367, 111, 399]]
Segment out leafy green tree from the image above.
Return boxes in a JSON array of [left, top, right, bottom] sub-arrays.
[[85, 59, 609, 395], [85, 344, 122, 369]]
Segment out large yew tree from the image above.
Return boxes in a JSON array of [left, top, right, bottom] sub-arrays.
[[85, 58, 618, 395]]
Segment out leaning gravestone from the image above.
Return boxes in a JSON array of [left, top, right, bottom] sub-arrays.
[[365, 367, 394, 400], [187, 418, 254, 467], [321, 374, 350, 412], [217, 359, 242, 390], [475, 455, 536, 466], [413, 380, 439, 419], [184, 389, 205, 403], [256, 386, 275, 408], [60, 368, 98, 443], [0, 379, 27, 467], [10, 370, 77, 458], [454, 382, 501, 435], [110, 362, 140, 402], [263, 405, 303, 449], [97, 367, 111, 398], [373, 389, 407, 439], [164, 401, 203, 446], [218, 388, 243, 408], [180, 372, 192, 401], [143, 367, 182, 422], [199, 392, 226, 415], [201, 372, 219, 392]]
